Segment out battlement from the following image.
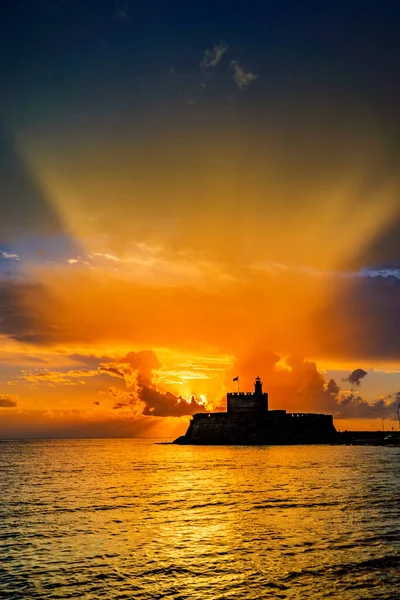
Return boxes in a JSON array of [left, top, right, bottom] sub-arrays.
[[227, 392, 268, 397], [289, 412, 332, 418]]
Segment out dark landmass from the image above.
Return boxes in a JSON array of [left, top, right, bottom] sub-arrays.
[[173, 411, 337, 445], [173, 378, 396, 446], [173, 377, 336, 445]]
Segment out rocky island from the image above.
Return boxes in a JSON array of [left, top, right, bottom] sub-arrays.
[[173, 377, 338, 445]]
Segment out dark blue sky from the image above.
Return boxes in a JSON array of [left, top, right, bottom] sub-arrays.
[[1, 0, 400, 129]]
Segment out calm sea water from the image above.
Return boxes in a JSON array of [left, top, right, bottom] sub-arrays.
[[0, 440, 399, 600]]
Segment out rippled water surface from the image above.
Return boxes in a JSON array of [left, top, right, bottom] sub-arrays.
[[1, 440, 399, 599]]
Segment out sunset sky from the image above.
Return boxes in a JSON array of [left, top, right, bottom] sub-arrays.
[[1, 0, 400, 437]]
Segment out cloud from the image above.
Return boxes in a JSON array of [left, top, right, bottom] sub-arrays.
[[139, 385, 207, 417], [66, 245, 227, 284], [100, 350, 161, 387], [344, 368, 368, 386], [230, 60, 258, 89], [361, 267, 400, 280], [200, 42, 228, 69], [109, 383, 206, 416], [311, 274, 400, 360], [7, 248, 400, 364], [104, 350, 208, 416], [0, 395, 17, 408], [124, 350, 161, 381], [99, 365, 126, 380], [67, 257, 91, 267], [22, 369, 98, 385], [108, 387, 145, 414], [0, 251, 20, 261], [228, 350, 400, 419], [90, 252, 121, 262], [68, 353, 116, 369], [333, 392, 400, 419]]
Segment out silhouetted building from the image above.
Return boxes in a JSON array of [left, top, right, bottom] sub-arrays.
[[174, 377, 337, 445]]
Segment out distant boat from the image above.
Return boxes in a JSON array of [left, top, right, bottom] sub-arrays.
[[384, 431, 400, 445], [384, 404, 400, 445]]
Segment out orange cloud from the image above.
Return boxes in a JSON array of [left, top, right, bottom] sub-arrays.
[[21, 369, 99, 385]]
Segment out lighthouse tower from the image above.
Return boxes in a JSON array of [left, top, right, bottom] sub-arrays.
[[254, 376, 263, 396]]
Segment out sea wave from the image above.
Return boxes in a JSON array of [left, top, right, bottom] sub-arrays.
[[0, 440, 399, 600]]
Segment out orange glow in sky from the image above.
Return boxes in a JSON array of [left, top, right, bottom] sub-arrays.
[[2, 36, 400, 438]]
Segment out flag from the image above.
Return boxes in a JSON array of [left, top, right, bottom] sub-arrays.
[[233, 376, 239, 381]]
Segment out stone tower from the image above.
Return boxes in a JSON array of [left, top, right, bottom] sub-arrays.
[[254, 376, 263, 396], [227, 376, 269, 415]]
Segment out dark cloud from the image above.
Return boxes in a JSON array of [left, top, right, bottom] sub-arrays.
[[121, 349, 206, 415], [344, 369, 368, 386], [108, 385, 201, 417], [108, 387, 140, 412], [326, 379, 340, 396], [0, 129, 81, 348], [99, 365, 126, 380], [139, 385, 206, 417], [104, 351, 206, 416], [334, 393, 400, 419], [310, 275, 400, 360], [0, 395, 17, 408]]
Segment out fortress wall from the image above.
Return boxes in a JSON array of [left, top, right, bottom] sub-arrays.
[[192, 413, 228, 423], [175, 400, 337, 444], [287, 413, 336, 435], [185, 413, 241, 443], [227, 392, 268, 414], [179, 411, 337, 444]]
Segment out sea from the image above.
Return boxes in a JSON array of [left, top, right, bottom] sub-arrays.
[[0, 440, 399, 600]]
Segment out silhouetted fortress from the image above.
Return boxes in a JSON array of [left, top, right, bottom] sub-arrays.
[[173, 377, 337, 445]]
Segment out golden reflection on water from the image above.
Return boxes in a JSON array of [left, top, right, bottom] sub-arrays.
[[0, 440, 399, 599]]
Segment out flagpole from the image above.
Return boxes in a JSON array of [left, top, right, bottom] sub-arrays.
[[237, 377, 240, 393]]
